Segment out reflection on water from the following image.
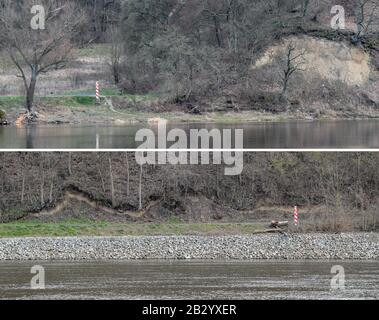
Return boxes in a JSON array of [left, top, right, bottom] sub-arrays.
[[0, 260, 378, 300], [0, 120, 379, 149]]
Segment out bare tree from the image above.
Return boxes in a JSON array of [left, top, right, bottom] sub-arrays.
[[39, 158, 45, 207], [138, 163, 143, 211], [21, 172, 26, 204], [68, 152, 73, 176], [107, 25, 123, 85], [96, 154, 106, 193], [108, 155, 116, 207], [124, 153, 130, 196], [300, 0, 311, 17], [280, 43, 305, 100], [353, 0, 379, 45], [0, 0, 85, 117]]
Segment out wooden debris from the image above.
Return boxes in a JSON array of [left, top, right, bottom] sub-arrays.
[[253, 220, 289, 235], [270, 221, 289, 228]]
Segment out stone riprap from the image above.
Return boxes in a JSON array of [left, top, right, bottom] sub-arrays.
[[0, 233, 377, 261]]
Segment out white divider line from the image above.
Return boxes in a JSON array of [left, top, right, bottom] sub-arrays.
[[0, 149, 378, 153]]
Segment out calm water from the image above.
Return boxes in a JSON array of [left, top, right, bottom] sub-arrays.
[[0, 260, 377, 300], [0, 120, 379, 149]]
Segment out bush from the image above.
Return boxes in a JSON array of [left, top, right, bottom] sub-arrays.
[[0, 209, 27, 223], [240, 90, 286, 112], [74, 96, 96, 105], [0, 109, 6, 122]]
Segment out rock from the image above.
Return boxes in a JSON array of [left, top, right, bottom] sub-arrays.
[[114, 119, 127, 125], [148, 117, 168, 125]]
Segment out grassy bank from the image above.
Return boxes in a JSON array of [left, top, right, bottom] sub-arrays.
[[0, 93, 303, 124], [0, 220, 264, 238], [1, 88, 379, 125], [0, 94, 158, 124]]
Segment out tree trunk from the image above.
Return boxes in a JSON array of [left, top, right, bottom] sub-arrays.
[[125, 154, 130, 196], [302, 0, 310, 17], [49, 180, 54, 203], [68, 153, 72, 176], [96, 155, 106, 193], [213, 15, 222, 47], [21, 174, 25, 204], [281, 76, 289, 100], [109, 156, 116, 208], [26, 73, 37, 113], [139, 164, 143, 211], [40, 163, 45, 207], [113, 64, 120, 85]]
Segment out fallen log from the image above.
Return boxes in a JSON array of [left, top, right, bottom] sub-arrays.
[[253, 220, 289, 235], [270, 221, 289, 228]]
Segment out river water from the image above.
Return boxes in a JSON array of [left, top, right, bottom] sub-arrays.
[[0, 120, 379, 149], [0, 260, 377, 300]]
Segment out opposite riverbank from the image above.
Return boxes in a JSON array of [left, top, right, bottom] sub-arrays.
[[0, 233, 377, 261], [1, 93, 379, 127]]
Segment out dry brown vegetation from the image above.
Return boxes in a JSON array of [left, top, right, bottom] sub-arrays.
[[0, 0, 87, 114], [0, 0, 378, 118], [0, 152, 378, 232]]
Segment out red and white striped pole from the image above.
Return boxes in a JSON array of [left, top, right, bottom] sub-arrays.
[[96, 81, 100, 104], [294, 206, 299, 227]]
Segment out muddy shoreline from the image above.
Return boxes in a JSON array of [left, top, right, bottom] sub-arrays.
[[2, 102, 379, 127]]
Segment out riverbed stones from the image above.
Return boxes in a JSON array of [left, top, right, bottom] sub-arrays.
[[0, 233, 377, 261]]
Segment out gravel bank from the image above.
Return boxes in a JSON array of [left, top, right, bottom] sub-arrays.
[[0, 233, 378, 261]]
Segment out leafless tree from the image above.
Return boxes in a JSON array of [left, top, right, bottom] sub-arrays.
[[354, 0, 379, 45], [96, 154, 106, 193], [108, 155, 116, 207], [300, 0, 311, 17], [124, 153, 130, 196], [138, 163, 143, 211], [21, 171, 26, 204], [0, 0, 86, 116], [39, 158, 45, 207], [280, 43, 306, 100], [68, 153, 73, 176], [107, 25, 123, 85]]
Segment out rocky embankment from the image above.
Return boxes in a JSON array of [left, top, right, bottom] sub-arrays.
[[0, 233, 378, 261]]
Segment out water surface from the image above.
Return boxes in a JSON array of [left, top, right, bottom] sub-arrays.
[[0, 120, 379, 149], [0, 260, 377, 300]]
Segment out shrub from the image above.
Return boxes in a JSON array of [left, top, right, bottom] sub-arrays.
[[0, 109, 6, 122], [74, 96, 96, 105]]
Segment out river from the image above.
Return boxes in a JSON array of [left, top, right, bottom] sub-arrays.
[[0, 260, 377, 300], [0, 120, 379, 149]]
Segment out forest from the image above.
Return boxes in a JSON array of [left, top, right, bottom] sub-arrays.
[[0, 152, 378, 232], [0, 0, 378, 118]]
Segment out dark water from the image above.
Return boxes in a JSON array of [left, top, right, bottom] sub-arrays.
[[0, 260, 377, 300], [0, 120, 379, 149]]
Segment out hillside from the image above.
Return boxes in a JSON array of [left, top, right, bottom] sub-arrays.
[[0, 0, 378, 123], [0, 153, 378, 232]]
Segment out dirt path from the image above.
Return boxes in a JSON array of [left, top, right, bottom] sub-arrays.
[[32, 190, 147, 219]]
